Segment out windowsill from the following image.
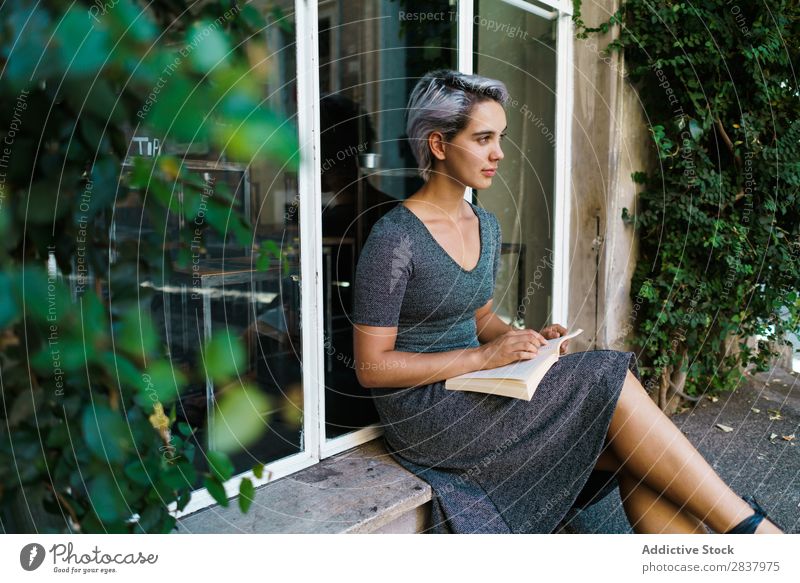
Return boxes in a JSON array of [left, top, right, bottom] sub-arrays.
[[176, 438, 432, 534]]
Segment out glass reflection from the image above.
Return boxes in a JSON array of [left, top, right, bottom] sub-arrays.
[[318, 0, 457, 440]]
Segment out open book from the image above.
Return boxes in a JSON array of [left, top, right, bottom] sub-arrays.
[[445, 329, 583, 401]]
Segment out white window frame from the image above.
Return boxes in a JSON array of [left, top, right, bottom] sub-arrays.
[[178, 0, 573, 517], [466, 0, 573, 325]]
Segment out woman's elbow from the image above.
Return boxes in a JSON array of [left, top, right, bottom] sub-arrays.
[[355, 363, 378, 388]]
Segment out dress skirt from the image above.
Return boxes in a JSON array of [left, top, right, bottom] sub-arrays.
[[370, 349, 640, 533]]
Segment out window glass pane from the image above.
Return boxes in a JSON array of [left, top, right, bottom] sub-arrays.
[[318, 0, 457, 440], [109, 3, 302, 486], [242, 2, 304, 471], [476, 0, 557, 329]]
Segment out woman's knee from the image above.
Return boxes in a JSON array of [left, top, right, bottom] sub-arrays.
[[593, 448, 623, 473], [614, 369, 652, 413]]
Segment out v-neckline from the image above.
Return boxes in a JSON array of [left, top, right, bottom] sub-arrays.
[[399, 201, 484, 273]]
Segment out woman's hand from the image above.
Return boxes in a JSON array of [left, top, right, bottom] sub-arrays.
[[540, 323, 570, 355], [478, 329, 548, 370]]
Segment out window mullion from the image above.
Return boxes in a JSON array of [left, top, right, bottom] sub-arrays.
[[458, 0, 475, 74], [552, 12, 573, 325], [295, 0, 324, 461]]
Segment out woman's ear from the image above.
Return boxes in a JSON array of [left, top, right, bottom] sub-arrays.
[[428, 131, 447, 161]]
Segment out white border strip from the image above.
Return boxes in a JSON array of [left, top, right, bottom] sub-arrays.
[[552, 11, 573, 325]]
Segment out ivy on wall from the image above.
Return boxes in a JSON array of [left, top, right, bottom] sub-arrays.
[[573, 1, 800, 409]]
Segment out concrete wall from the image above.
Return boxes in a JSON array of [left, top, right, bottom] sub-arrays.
[[568, 0, 649, 353]]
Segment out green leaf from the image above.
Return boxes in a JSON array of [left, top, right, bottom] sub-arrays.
[[144, 77, 210, 143], [4, 9, 53, 84], [87, 473, 129, 523], [81, 292, 109, 341], [56, 7, 110, 78], [252, 462, 264, 480], [0, 272, 20, 328], [137, 504, 163, 533], [211, 106, 299, 165], [257, 240, 282, 271], [116, 308, 160, 358], [187, 21, 231, 73], [240, 5, 267, 29], [158, 514, 177, 533], [161, 466, 191, 491], [688, 118, 702, 141], [22, 180, 72, 224], [124, 459, 157, 487], [209, 383, 270, 453], [98, 351, 141, 395], [203, 330, 246, 383], [46, 422, 70, 448], [177, 489, 192, 511], [85, 158, 120, 218], [204, 476, 229, 507], [206, 450, 234, 482], [82, 405, 132, 464], [238, 478, 255, 513], [138, 360, 186, 406], [106, 0, 158, 43]]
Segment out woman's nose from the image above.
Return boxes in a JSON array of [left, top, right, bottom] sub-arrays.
[[491, 143, 504, 161]]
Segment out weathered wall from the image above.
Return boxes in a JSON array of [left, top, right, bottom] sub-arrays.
[[569, 0, 649, 353]]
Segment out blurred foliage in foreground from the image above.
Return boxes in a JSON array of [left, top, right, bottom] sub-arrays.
[[0, 0, 296, 532], [574, 1, 800, 409]]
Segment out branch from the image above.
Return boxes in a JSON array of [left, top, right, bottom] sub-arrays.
[[668, 379, 702, 402], [46, 483, 80, 530], [715, 117, 743, 167]]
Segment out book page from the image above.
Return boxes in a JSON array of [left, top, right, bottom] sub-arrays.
[[451, 329, 583, 381]]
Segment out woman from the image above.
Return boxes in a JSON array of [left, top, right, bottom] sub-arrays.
[[351, 69, 783, 534]]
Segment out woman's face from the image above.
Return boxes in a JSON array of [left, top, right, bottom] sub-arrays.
[[436, 99, 507, 189]]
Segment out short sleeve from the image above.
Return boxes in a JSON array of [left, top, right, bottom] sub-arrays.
[[352, 221, 414, 327]]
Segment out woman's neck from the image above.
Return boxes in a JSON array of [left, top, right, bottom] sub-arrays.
[[408, 175, 470, 221]]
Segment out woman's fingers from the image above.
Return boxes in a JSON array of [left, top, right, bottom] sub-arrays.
[[543, 323, 567, 338], [522, 329, 547, 346], [513, 337, 542, 355]]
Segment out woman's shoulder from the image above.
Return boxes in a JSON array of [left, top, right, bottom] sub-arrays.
[[470, 202, 501, 231], [361, 205, 419, 256], [365, 204, 410, 238]]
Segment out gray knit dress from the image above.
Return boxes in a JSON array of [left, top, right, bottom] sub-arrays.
[[353, 201, 640, 533]]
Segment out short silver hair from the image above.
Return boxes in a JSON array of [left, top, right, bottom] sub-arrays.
[[406, 69, 509, 181]]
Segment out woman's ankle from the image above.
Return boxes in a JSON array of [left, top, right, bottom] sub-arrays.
[[755, 519, 784, 534]]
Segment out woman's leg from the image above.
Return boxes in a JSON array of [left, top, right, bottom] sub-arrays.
[[604, 370, 782, 534], [618, 473, 708, 533], [594, 449, 707, 533]]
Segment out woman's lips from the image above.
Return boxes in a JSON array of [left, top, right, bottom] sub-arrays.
[[481, 169, 496, 177]]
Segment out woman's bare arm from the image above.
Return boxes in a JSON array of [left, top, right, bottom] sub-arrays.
[[354, 320, 547, 389], [353, 324, 486, 389], [475, 298, 513, 343]]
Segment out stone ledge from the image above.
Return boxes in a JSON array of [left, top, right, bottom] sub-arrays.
[[177, 439, 432, 534]]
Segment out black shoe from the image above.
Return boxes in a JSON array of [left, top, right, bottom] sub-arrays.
[[725, 495, 780, 534]]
